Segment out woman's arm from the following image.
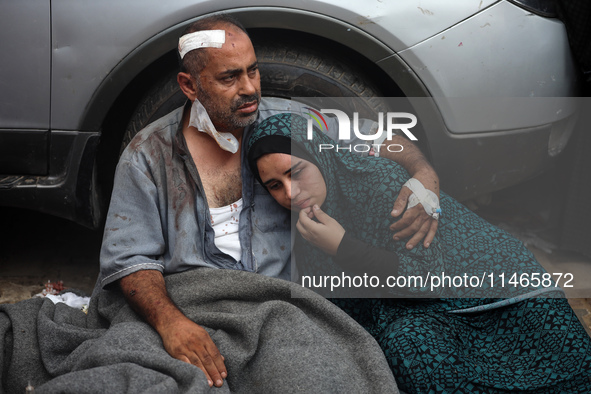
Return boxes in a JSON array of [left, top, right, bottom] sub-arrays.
[[335, 232, 400, 278], [296, 205, 399, 278]]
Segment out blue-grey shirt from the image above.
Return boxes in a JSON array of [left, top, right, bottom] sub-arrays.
[[100, 100, 294, 287], [99, 98, 377, 287]]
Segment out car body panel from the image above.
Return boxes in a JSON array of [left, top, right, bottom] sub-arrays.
[[398, 1, 579, 133], [401, 96, 579, 199], [50, 0, 499, 131], [0, 0, 580, 226], [0, 1, 51, 129], [0, 2, 51, 175]]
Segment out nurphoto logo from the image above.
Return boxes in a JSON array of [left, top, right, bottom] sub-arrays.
[[304, 107, 418, 154]]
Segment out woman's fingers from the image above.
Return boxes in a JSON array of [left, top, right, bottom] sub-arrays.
[[297, 206, 345, 255]]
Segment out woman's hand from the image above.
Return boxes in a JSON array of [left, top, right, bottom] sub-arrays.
[[296, 205, 345, 255]]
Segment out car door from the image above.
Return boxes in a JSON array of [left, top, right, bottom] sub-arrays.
[[0, 1, 51, 175]]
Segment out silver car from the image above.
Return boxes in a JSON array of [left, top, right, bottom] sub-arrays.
[[0, 0, 579, 228]]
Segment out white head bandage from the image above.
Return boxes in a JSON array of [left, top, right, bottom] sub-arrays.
[[178, 29, 226, 59], [189, 99, 240, 154], [179, 29, 238, 152]]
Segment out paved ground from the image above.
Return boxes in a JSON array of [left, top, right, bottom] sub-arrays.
[[0, 207, 101, 302], [1, 173, 590, 337]]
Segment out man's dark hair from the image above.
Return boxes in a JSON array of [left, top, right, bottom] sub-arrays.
[[179, 14, 249, 78]]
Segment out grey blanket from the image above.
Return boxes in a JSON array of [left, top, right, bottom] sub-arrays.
[[1, 268, 398, 393]]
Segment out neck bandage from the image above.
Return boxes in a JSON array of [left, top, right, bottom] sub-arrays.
[[178, 29, 225, 59], [179, 29, 239, 153], [189, 99, 240, 154]]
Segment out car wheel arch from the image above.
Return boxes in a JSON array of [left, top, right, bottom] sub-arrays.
[[87, 8, 433, 133], [90, 10, 437, 209]]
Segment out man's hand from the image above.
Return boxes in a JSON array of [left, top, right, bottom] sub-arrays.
[[389, 168, 439, 250], [119, 270, 227, 387], [159, 315, 227, 388], [378, 135, 440, 249], [296, 205, 345, 255]]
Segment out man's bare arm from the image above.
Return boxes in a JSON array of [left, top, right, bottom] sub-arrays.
[[119, 270, 227, 387], [379, 135, 439, 249]]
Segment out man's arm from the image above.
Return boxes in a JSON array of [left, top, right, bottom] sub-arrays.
[[315, 109, 439, 250], [297, 205, 400, 277], [119, 270, 227, 388], [379, 135, 439, 249], [101, 157, 227, 387]]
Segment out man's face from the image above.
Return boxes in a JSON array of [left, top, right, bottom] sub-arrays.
[[195, 27, 261, 133]]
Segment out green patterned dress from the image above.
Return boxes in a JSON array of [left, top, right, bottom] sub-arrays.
[[247, 112, 591, 393]]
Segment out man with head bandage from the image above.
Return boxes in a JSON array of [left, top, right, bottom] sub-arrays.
[[99, 13, 440, 388]]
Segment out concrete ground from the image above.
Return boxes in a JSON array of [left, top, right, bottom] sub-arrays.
[[0, 206, 101, 302], [1, 173, 590, 338]]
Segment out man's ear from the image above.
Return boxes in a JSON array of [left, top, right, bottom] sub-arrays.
[[177, 72, 197, 101]]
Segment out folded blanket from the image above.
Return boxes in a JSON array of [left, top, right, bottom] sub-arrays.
[[0, 268, 398, 393]]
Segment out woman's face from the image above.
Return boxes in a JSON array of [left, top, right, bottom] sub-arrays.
[[257, 153, 327, 212]]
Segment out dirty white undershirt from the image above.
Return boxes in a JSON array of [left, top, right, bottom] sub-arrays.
[[209, 198, 243, 262]]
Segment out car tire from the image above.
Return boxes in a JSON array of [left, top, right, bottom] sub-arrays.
[[121, 41, 387, 151]]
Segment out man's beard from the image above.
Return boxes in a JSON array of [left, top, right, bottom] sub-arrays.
[[197, 84, 261, 132]]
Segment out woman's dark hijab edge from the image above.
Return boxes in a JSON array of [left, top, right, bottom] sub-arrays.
[[247, 113, 320, 187]]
